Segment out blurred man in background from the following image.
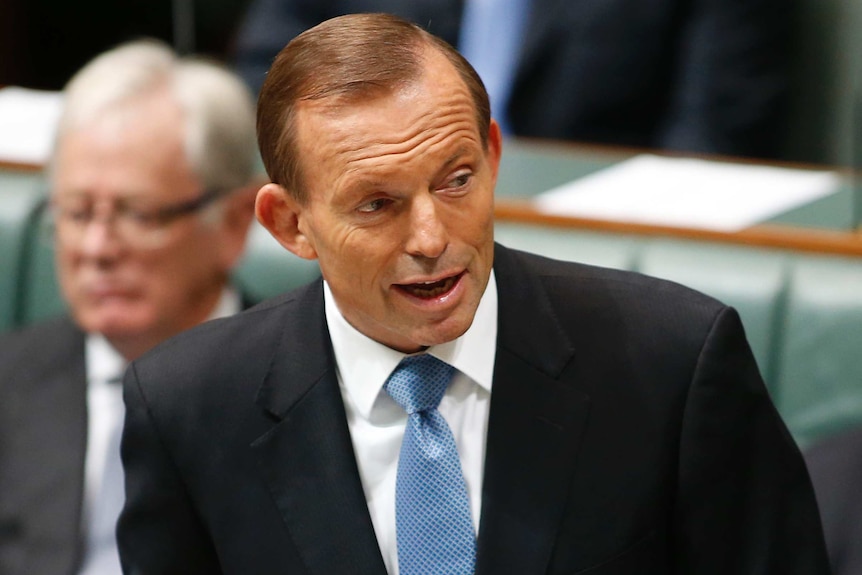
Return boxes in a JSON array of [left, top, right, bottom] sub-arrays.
[[234, 0, 790, 159], [0, 39, 257, 575]]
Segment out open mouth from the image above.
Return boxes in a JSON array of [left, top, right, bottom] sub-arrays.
[[396, 272, 462, 299]]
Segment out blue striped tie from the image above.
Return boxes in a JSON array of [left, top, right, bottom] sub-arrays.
[[384, 354, 476, 574]]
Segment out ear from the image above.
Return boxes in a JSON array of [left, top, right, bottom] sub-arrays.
[[255, 183, 318, 260], [486, 119, 503, 185]]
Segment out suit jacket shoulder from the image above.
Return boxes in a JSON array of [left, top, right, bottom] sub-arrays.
[[805, 426, 862, 575], [481, 244, 828, 574], [493, 244, 727, 380]]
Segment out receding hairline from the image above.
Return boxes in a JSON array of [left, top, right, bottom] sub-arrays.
[[256, 13, 491, 203]]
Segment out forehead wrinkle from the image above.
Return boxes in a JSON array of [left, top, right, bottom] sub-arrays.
[[346, 116, 474, 166], [337, 120, 478, 195], [326, 78, 476, 151], [300, 59, 481, 199], [337, 97, 478, 168]]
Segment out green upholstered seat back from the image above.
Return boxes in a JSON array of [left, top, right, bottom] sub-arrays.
[[771, 255, 862, 449], [495, 222, 640, 270], [0, 174, 49, 330]]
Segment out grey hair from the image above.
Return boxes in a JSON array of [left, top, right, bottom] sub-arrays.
[[55, 39, 257, 192]]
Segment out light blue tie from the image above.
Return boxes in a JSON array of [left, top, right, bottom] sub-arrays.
[[384, 354, 476, 575], [459, 0, 531, 135]]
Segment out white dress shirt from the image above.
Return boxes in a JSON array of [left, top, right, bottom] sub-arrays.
[[324, 272, 498, 575], [79, 287, 241, 575]]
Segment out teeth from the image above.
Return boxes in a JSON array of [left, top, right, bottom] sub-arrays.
[[404, 276, 456, 298]]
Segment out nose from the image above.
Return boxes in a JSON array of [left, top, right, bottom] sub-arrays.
[[405, 193, 448, 259], [78, 213, 123, 260]]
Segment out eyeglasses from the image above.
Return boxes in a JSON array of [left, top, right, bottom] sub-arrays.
[[46, 188, 229, 249]]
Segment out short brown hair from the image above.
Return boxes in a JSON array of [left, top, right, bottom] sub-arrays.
[[256, 12, 490, 204]]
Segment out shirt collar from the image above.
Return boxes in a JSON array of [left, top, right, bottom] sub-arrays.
[[85, 332, 127, 385], [209, 285, 242, 321], [324, 270, 498, 421]]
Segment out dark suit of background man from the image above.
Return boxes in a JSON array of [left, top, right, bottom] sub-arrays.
[[117, 13, 828, 575], [233, 0, 790, 159], [0, 40, 257, 575]]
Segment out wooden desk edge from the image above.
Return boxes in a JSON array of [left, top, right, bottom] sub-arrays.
[[495, 200, 862, 258], [0, 159, 43, 172]]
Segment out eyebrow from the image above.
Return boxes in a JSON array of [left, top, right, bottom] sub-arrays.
[[442, 146, 470, 170], [55, 190, 155, 203], [341, 144, 475, 199]]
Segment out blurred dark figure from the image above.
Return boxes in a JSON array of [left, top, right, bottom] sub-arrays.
[[805, 426, 862, 575], [233, 0, 791, 159], [0, 0, 251, 90]]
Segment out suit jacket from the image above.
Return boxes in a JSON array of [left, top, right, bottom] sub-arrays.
[[0, 293, 253, 575], [117, 244, 828, 574], [805, 426, 862, 575], [233, 0, 789, 158], [0, 317, 88, 575]]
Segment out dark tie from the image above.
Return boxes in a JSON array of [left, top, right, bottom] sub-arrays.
[[384, 354, 476, 575]]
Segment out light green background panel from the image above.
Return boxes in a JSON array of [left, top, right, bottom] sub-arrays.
[[232, 223, 321, 303], [494, 222, 640, 271], [772, 255, 862, 448]]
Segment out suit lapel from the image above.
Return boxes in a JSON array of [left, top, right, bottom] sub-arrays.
[[476, 245, 591, 575], [251, 282, 388, 575]]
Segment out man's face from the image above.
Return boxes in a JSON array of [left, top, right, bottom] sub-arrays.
[[284, 49, 501, 353], [53, 91, 237, 359]]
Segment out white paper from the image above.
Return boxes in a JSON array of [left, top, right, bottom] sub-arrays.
[[0, 86, 64, 165], [533, 154, 842, 232]]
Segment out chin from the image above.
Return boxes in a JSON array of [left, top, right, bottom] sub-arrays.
[[78, 309, 153, 340], [415, 318, 473, 349]]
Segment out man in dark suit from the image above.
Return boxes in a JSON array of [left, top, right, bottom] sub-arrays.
[[0, 40, 257, 575], [233, 0, 790, 159], [118, 14, 828, 574], [806, 425, 862, 575]]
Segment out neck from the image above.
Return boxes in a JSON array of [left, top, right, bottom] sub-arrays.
[[107, 284, 229, 362]]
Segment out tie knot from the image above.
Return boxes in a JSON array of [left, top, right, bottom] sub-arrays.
[[384, 354, 455, 415]]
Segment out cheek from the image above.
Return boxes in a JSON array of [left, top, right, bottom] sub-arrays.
[[449, 193, 494, 247], [316, 226, 398, 301], [151, 237, 221, 289]]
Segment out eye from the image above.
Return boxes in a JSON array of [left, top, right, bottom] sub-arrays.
[[439, 171, 473, 194], [451, 173, 471, 187], [55, 202, 93, 224], [122, 206, 165, 228], [356, 198, 392, 214]]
